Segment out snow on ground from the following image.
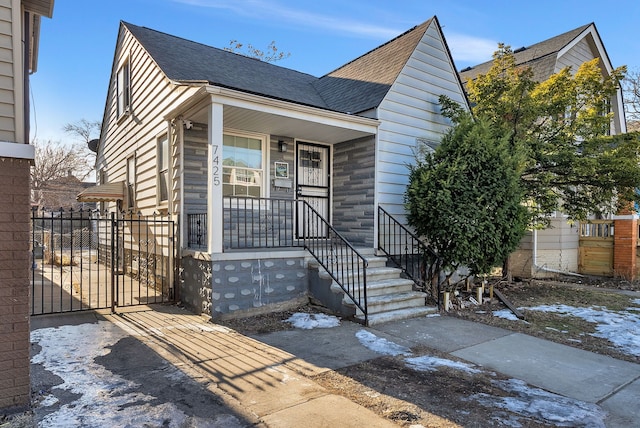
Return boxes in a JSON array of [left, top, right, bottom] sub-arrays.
[[359, 330, 607, 427], [493, 309, 521, 321], [405, 355, 483, 374], [505, 303, 640, 357], [471, 379, 607, 428], [355, 329, 412, 356], [31, 322, 214, 428], [284, 312, 341, 329]]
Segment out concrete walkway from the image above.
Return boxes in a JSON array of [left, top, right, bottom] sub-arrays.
[[32, 305, 640, 427]]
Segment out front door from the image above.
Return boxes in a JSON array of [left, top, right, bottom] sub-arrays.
[[296, 142, 330, 238]]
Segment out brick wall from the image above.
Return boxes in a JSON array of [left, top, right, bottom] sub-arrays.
[[0, 157, 31, 412], [613, 218, 637, 279]]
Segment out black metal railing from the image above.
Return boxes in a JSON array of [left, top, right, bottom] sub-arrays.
[[225, 196, 300, 249], [300, 201, 369, 325], [377, 206, 440, 307], [186, 197, 369, 323], [187, 213, 207, 249]]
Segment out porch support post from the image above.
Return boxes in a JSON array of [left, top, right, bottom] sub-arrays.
[[208, 102, 224, 254]]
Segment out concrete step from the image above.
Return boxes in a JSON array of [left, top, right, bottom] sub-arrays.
[[356, 306, 438, 326], [330, 277, 415, 297], [344, 291, 427, 315], [309, 255, 388, 270], [318, 265, 402, 282]]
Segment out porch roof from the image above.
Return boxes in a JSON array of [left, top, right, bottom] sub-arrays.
[[172, 86, 380, 144], [76, 181, 125, 202]]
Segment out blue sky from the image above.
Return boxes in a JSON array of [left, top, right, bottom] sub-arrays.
[[31, 0, 640, 144]]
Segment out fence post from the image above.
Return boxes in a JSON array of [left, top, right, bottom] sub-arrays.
[[110, 212, 116, 313], [613, 214, 638, 279]]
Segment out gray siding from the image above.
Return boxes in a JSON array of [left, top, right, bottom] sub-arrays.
[[332, 136, 376, 247], [376, 21, 467, 220], [183, 125, 208, 215]]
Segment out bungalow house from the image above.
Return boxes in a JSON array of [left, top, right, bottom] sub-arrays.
[[459, 23, 628, 279], [84, 16, 469, 325]]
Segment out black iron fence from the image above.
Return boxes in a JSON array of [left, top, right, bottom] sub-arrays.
[[377, 206, 440, 306], [31, 208, 177, 315]]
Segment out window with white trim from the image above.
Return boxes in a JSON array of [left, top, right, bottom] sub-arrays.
[[222, 134, 264, 197], [157, 134, 169, 203], [116, 59, 130, 117]]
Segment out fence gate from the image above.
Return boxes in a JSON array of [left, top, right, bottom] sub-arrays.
[[578, 220, 614, 276], [31, 208, 177, 315]]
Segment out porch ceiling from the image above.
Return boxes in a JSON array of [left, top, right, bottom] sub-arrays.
[[190, 104, 376, 144]]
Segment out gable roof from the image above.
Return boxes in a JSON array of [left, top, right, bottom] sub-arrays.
[[123, 22, 329, 109], [122, 18, 438, 115], [460, 23, 592, 83], [313, 19, 434, 114]]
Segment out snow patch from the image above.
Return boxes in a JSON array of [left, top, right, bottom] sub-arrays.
[[470, 378, 607, 427], [284, 312, 340, 329], [355, 330, 412, 356], [405, 355, 482, 374], [525, 304, 640, 356], [30, 322, 227, 427]]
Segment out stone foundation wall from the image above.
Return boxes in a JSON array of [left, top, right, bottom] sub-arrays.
[[180, 254, 308, 317]]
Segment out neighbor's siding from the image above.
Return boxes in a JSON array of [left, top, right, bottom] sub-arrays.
[[0, 1, 17, 142], [376, 21, 467, 221], [557, 35, 625, 135], [333, 136, 375, 247], [555, 37, 595, 74]]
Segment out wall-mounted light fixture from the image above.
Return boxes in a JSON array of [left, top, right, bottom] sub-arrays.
[[278, 140, 288, 152]]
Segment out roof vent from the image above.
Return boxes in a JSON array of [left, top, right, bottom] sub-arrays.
[[514, 46, 527, 53], [460, 66, 473, 72]]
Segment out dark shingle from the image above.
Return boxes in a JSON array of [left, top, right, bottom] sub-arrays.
[[460, 23, 592, 83], [123, 22, 329, 109], [123, 18, 435, 115], [314, 19, 433, 114]]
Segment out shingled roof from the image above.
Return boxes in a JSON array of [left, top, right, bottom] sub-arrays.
[[314, 19, 433, 114], [122, 19, 435, 115], [460, 23, 592, 83], [123, 22, 328, 109]]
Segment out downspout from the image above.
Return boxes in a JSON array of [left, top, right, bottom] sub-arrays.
[[532, 228, 583, 277]]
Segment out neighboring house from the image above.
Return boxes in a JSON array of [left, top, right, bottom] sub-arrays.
[[460, 23, 628, 279], [0, 0, 54, 413], [33, 172, 95, 210], [84, 17, 468, 323]]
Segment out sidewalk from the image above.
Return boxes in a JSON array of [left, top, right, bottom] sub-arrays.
[[31, 305, 640, 427]]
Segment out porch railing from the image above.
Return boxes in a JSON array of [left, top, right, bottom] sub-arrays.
[[299, 200, 369, 324], [377, 206, 440, 306], [186, 196, 369, 324]]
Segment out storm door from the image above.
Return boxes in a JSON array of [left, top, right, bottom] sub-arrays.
[[296, 142, 330, 238]]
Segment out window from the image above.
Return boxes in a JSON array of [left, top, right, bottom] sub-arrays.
[[99, 169, 106, 213], [222, 134, 264, 197], [117, 60, 130, 117], [157, 134, 169, 203], [126, 156, 135, 210]]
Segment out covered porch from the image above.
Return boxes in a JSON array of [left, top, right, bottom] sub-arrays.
[[168, 86, 380, 256]]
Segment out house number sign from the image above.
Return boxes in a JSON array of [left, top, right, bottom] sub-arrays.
[[212, 144, 221, 186]]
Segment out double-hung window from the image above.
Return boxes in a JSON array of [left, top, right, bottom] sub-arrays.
[[157, 134, 169, 204], [222, 134, 264, 198], [117, 59, 130, 117]]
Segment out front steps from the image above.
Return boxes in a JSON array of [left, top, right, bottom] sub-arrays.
[[310, 248, 438, 326]]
